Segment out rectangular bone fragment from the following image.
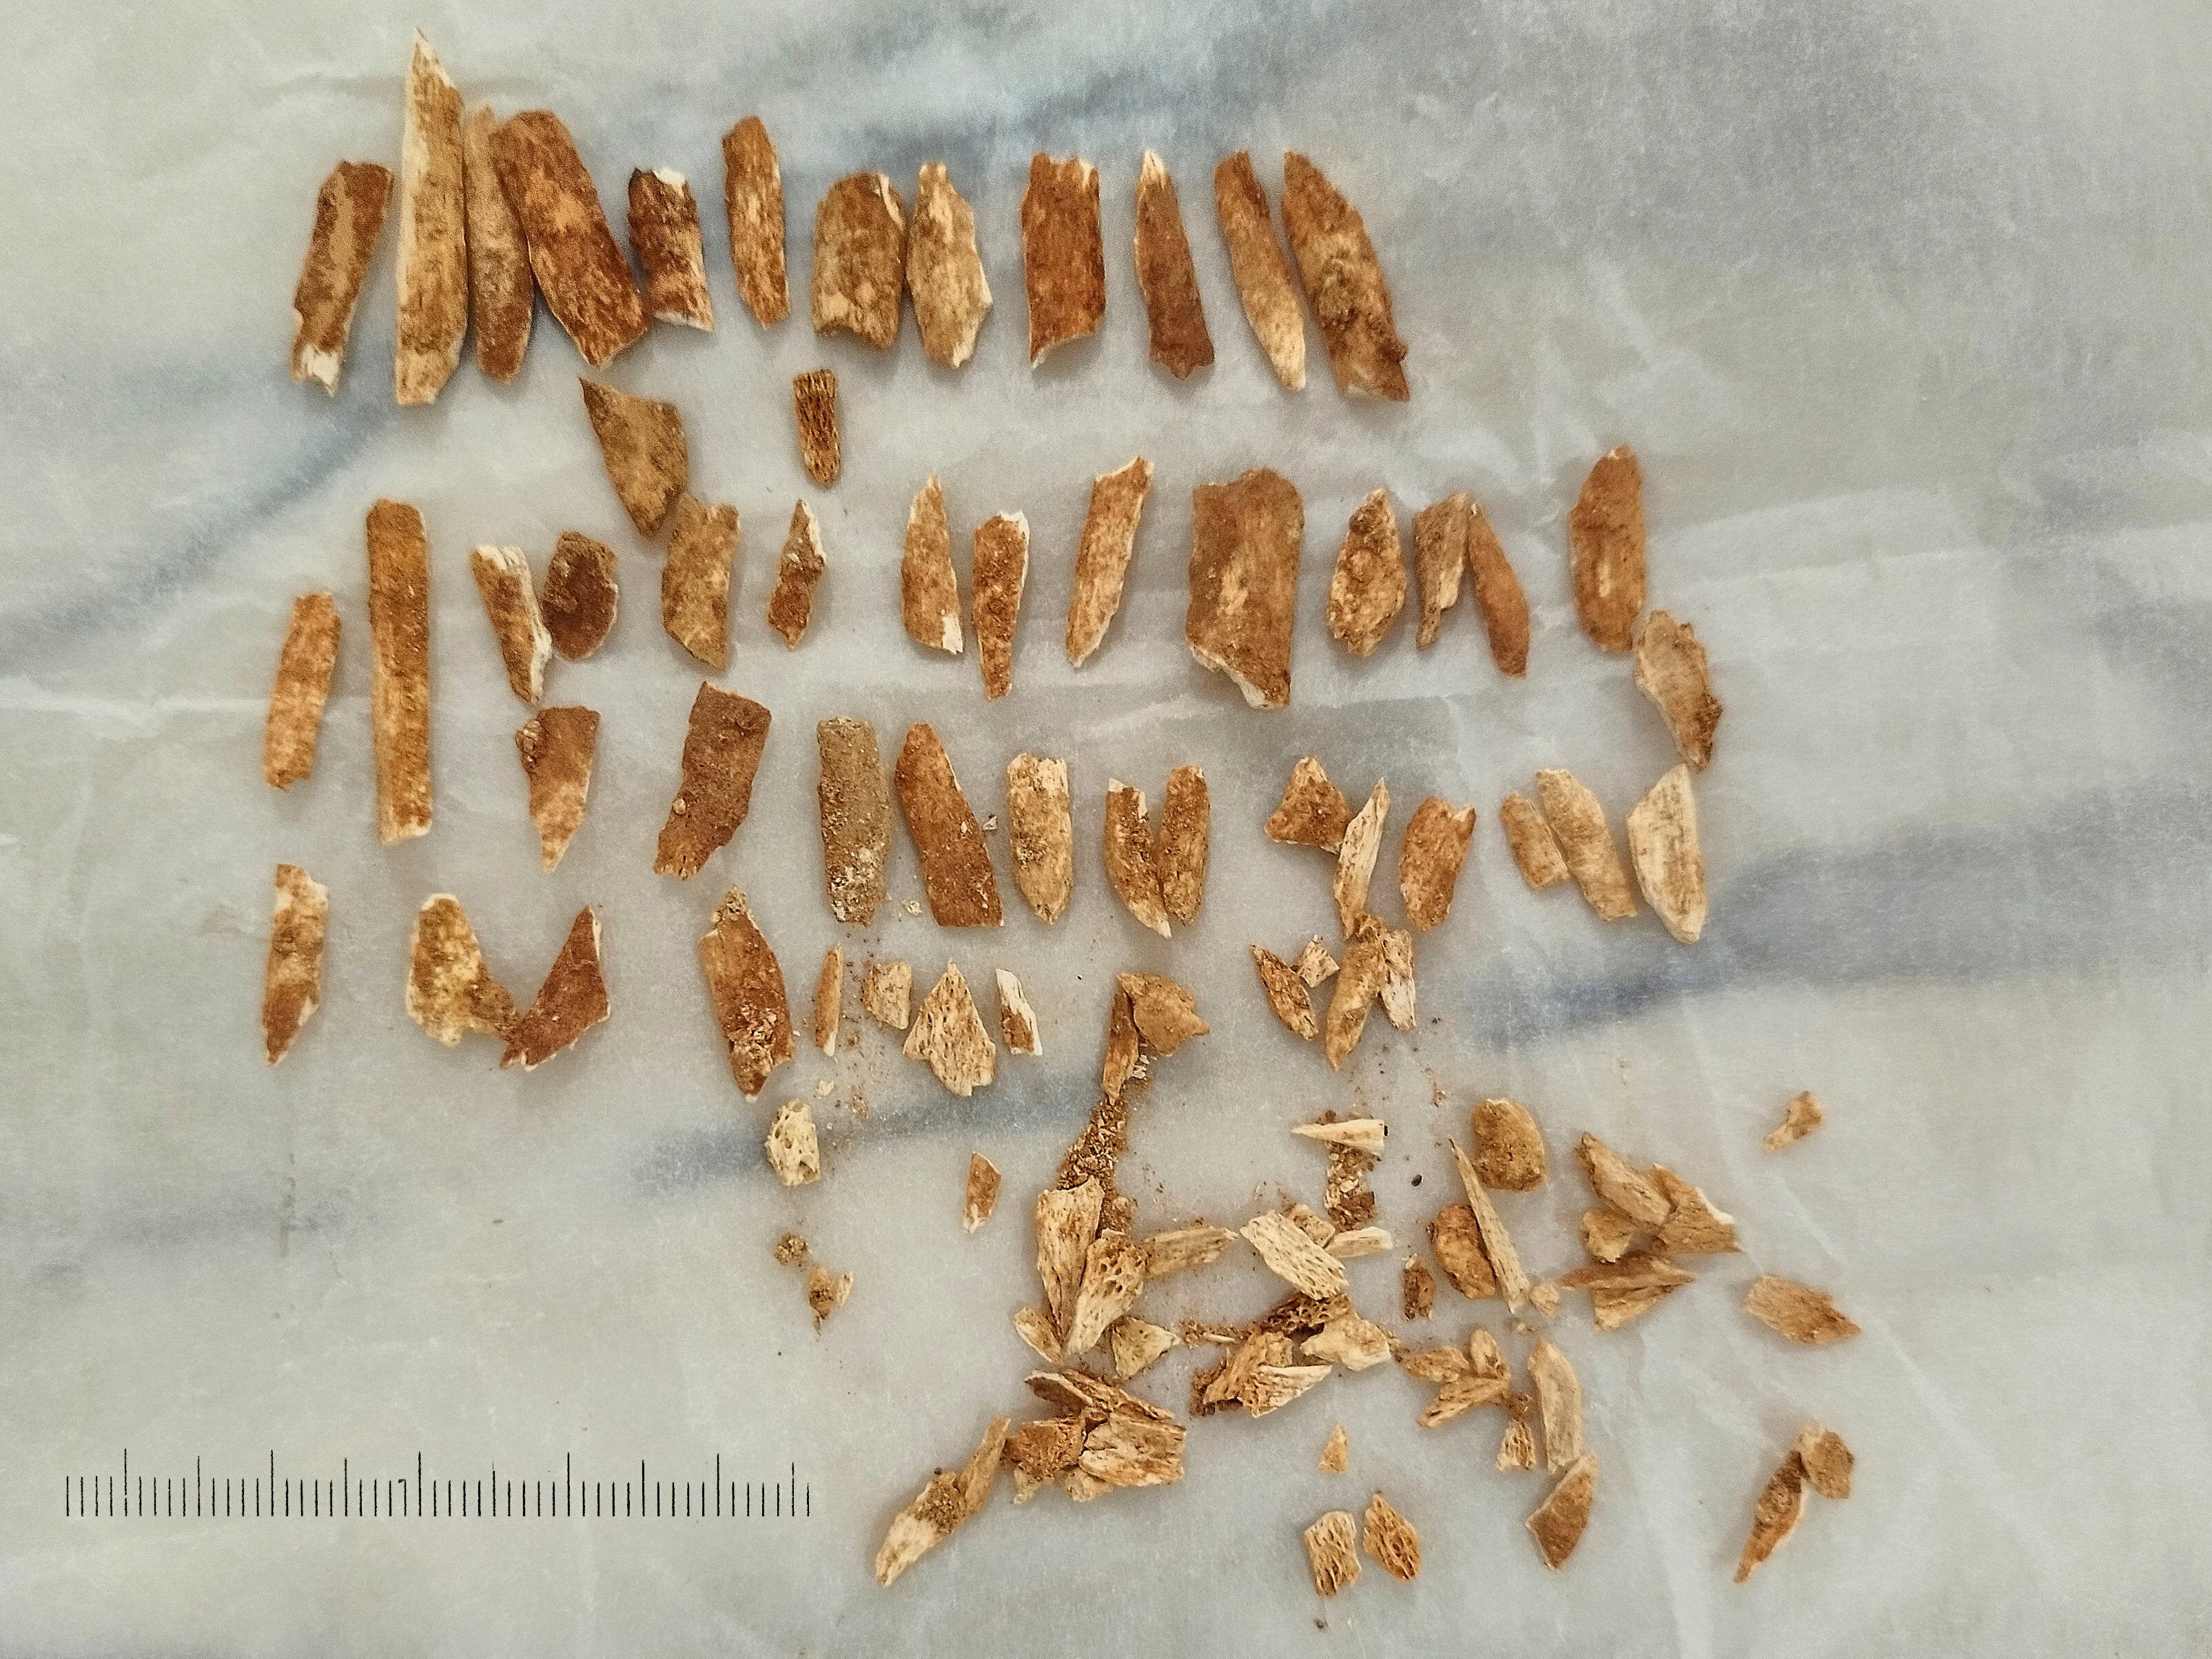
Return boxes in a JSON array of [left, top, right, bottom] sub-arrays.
[[513, 705, 600, 872], [261, 863, 328, 1065], [628, 167, 714, 329], [696, 887, 793, 1097], [1528, 1339, 1585, 1472], [971, 511, 1030, 700], [1137, 1222, 1233, 1280], [393, 34, 466, 405], [366, 500, 433, 843], [901, 476, 963, 653], [963, 1152, 1002, 1232], [1241, 1210, 1349, 1300], [789, 368, 841, 487], [1398, 797, 1477, 931], [660, 494, 738, 670], [1005, 753, 1074, 924], [1134, 151, 1212, 378], [861, 958, 912, 1030], [1326, 490, 1406, 656], [1187, 468, 1304, 709], [490, 111, 648, 367], [1744, 1276, 1861, 1345], [542, 533, 619, 659], [1500, 791, 1570, 888], [1304, 1510, 1360, 1596], [904, 963, 997, 1097], [894, 724, 1003, 927], [765, 1099, 821, 1187], [872, 1415, 1007, 1587], [1466, 497, 1530, 675], [817, 717, 890, 924], [1212, 152, 1304, 389], [1568, 446, 1646, 651], [908, 162, 991, 367], [1036, 1180, 1105, 1335], [1156, 765, 1209, 926], [655, 684, 771, 879], [813, 946, 844, 1055], [1252, 946, 1318, 1040], [1535, 769, 1636, 921], [1065, 457, 1154, 666], [1333, 781, 1389, 935], [1066, 1230, 1146, 1355], [582, 378, 689, 538], [1575, 1133, 1670, 1225], [1104, 781, 1170, 938], [263, 592, 339, 789], [501, 907, 610, 1070], [810, 172, 905, 349], [462, 107, 533, 379], [996, 968, 1042, 1056], [1280, 152, 1407, 400], [721, 116, 789, 327], [767, 500, 826, 647], [1635, 611, 1723, 771], [1021, 154, 1105, 365], [1411, 493, 1468, 649], [1627, 765, 1708, 944], [407, 893, 514, 1045], [469, 544, 551, 702], [290, 160, 391, 391]]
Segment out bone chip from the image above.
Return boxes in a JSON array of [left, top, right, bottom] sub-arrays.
[[1362, 1492, 1421, 1581], [1318, 1423, 1350, 1474], [1499, 792, 1570, 888], [901, 476, 963, 654], [1745, 1276, 1861, 1345], [721, 116, 788, 327], [1303, 1315, 1392, 1372], [764, 1099, 821, 1187], [490, 111, 648, 367], [290, 161, 390, 391], [1528, 1454, 1598, 1569], [1138, 1223, 1234, 1280], [655, 684, 771, 879], [696, 888, 792, 1098], [872, 1414, 1005, 1587], [1428, 1203, 1497, 1300], [501, 908, 609, 1070], [1377, 922, 1415, 1031], [817, 718, 890, 925], [1451, 1139, 1533, 1311], [1333, 782, 1390, 935], [366, 501, 433, 843], [660, 495, 737, 669], [904, 963, 997, 1097], [971, 512, 1030, 700], [963, 1154, 1001, 1233], [791, 369, 840, 487], [1765, 1091, 1826, 1152], [812, 948, 843, 1055], [1109, 1318, 1177, 1382], [1635, 611, 1723, 770], [1401, 1254, 1435, 1319], [1734, 1449, 1807, 1585], [263, 593, 339, 789], [407, 894, 514, 1046], [1568, 447, 1646, 651], [393, 36, 464, 405], [1528, 1339, 1584, 1472], [1021, 154, 1104, 365], [1575, 1134, 1669, 1226], [1065, 1230, 1147, 1355], [1005, 755, 1074, 924], [1325, 490, 1406, 656], [581, 379, 688, 538], [1398, 797, 1477, 932], [767, 500, 826, 647], [1628, 765, 1708, 944], [1267, 757, 1351, 851], [628, 167, 713, 329], [1581, 1207, 1639, 1264], [1650, 1166, 1739, 1254], [895, 724, 1003, 927], [1212, 152, 1305, 390], [773, 1232, 809, 1268], [1304, 1511, 1360, 1596], [1296, 1117, 1389, 1155], [1295, 935, 1340, 985], [1411, 493, 1468, 649], [1796, 1422, 1855, 1500], [811, 172, 905, 349], [542, 533, 618, 660], [1499, 1395, 1538, 1471], [1466, 497, 1532, 676], [1065, 457, 1154, 666], [1322, 914, 1390, 1069], [996, 969, 1041, 1056], [861, 958, 912, 1030], [1133, 151, 1212, 378], [469, 545, 551, 702], [1592, 1284, 1681, 1332], [1252, 947, 1318, 1039], [1536, 770, 1636, 921], [1241, 1211, 1349, 1301], [907, 162, 990, 366], [1154, 766, 1209, 926], [1469, 1098, 1546, 1190], [1103, 781, 1171, 938], [513, 705, 599, 871], [1036, 1181, 1105, 1336], [808, 1263, 852, 1330], [1188, 467, 1304, 708], [1281, 152, 1407, 400], [461, 108, 532, 378], [260, 864, 327, 1065]]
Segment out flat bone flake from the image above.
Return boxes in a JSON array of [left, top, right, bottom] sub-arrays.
[[1466, 497, 1532, 675], [393, 36, 465, 405], [1326, 490, 1407, 656], [1241, 1210, 1349, 1301], [1568, 446, 1647, 652], [366, 500, 433, 844], [872, 1414, 1007, 1587], [1528, 1453, 1599, 1570], [1411, 493, 1468, 649], [490, 111, 648, 367], [907, 162, 991, 367], [263, 592, 340, 789], [1036, 1181, 1105, 1337], [469, 544, 551, 702], [768, 500, 826, 647], [1635, 611, 1723, 770], [894, 724, 1003, 928], [963, 1153, 1001, 1233], [811, 172, 906, 349], [581, 378, 688, 539], [765, 1099, 821, 1188], [1744, 1276, 1862, 1345], [501, 908, 609, 1070], [1304, 1510, 1361, 1596], [1155, 766, 1209, 926], [1005, 754, 1074, 924], [655, 684, 772, 879], [971, 512, 1030, 701], [1581, 1205, 1639, 1264], [1294, 935, 1340, 986], [1267, 755, 1351, 851], [1362, 1492, 1422, 1581], [407, 894, 515, 1045], [1133, 151, 1212, 378], [1280, 152, 1407, 401], [1471, 1097, 1547, 1191], [513, 704, 600, 872], [1733, 1447, 1808, 1585], [861, 958, 912, 1030], [1428, 1203, 1497, 1300], [1397, 796, 1477, 931], [902, 476, 963, 654], [1556, 1254, 1695, 1294], [790, 367, 841, 487], [1065, 456, 1154, 666], [996, 968, 1042, 1056], [462, 107, 533, 379], [721, 116, 789, 327], [1575, 1133, 1670, 1227], [1322, 913, 1389, 1069], [1212, 152, 1305, 390], [1499, 791, 1570, 888], [261, 863, 328, 1065], [542, 532, 619, 660], [1333, 781, 1390, 935], [1765, 1091, 1827, 1152], [903, 963, 998, 1097], [1528, 1339, 1585, 1472], [1065, 1230, 1147, 1355], [1796, 1421, 1856, 1500], [1188, 467, 1304, 709], [1536, 769, 1637, 921], [1252, 946, 1318, 1041], [1138, 1222, 1233, 1279], [661, 494, 739, 670], [696, 887, 793, 1098], [290, 160, 391, 391], [812, 947, 843, 1055], [1451, 1138, 1533, 1310], [817, 717, 890, 924], [628, 167, 713, 329], [1628, 764, 1708, 944], [1319, 1423, 1350, 1474], [1651, 1166, 1739, 1254], [1119, 969, 1206, 1060], [1103, 781, 1171, 938], [1021, 154, 1105, 365]]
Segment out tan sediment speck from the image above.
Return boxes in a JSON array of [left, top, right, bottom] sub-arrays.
[[907, 162, 990, 367], [1568, 446, 1646, 652], [1280, 152, 1407, 400], [290, 160, 390, 391], [792, 368, 840, 487], [1021, 154, 1105, 365], [1065, 456, 1154, 666], [810, 172, 905, 349], [580, 378, 688, 538], [696, 887, 792, 1099], [1005, 754, 1073, 924], [1187, 467, 1303, 709], [807, 1263, 852, 1330], [1628, 764, 1708, 944], [261, 864, 327, 1066], [490, 111, 648, 367], [469, 544, 550, 702], [407, 894, 514, 1046], [901, 476, 963, 654], [1536, 769, 1637, 921], [628, 166, 713, 329], [1325, 489, 1406, 657], [904, 962, 997, 1097], [1133, 150, 1211, 378], [894, 724, 1003, 928], [366, 500, 433, 844], [393, 35, 465, 405], [263, 592, 338, 789], [655, 684, 771, 879], [501, 908, 609, 1070], [513, 705, 599, 872], [542, 532, 618, 660], [1397, 797, 1476, 932], [1211, 152, 1305, 389], [721, 116, 788, 327], [660, 494, 738, 670], [971, 511, 1030, 701], [817, 718, 890, 925], [1499, 791, 1570, 888]]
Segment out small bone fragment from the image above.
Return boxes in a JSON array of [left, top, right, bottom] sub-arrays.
[[1304, 1510, 1360, 1596], [261, 864, 327, 1065], [792, 368, 839, 487], [1733, 1447, 1807, 1584], [963, 1154, 1001, 1233], [513, 705, 599, 871], [580, 379, 688, 539], [1103, 782, 1170, 938], [860, 959, 911, 1030], [1500, 792, 1570, 888], [1592, 1283, 1681, 1332], [1377, 922, 1416, 1030], [1327, 1226, 1391, 1260], [1187, 468, 1303, 709], [1536, 770, 1636, 921], [1133, 151, 1211, 378], [1362, 1492, 1421, 1581], [393, 36, 465, 405], [1241, 1210, 1349, 1301], [1397, 797, 1476, 931], [1528, 1339, 1584, 1472], [627, 167, 713, 329], [904, 963, 997, 1097], [1575, 1134, 1670, 1226], [469, 544, 550, 702], [901, 476, 963, 654], [1108, 1318, 1177, 1382], [1581, 1205, 1640, 1264], [1464, 499, 1531, 676], [1211, 152, 1305, 389], [1155, 766, 1209, 926], [1280, 152, 1407, 400], [1796, 1422, 1855, 1500], [458, 108, 531, 378], [1628, 764, 1708, 944], [501, 908, 609, 1069], [1428, 1203, 1497, 1300], [407, 895, 514, 1044], [696, 888, 792, 1097], [1322, 913, 1389, 1068], [1635, 611, 1723, 770], [1066, 1230, 1147, 1355], [1119, 972, 1207, 1056], [907, 162, 991, 366], [1333, 782, 1389, 934], [660, 495, 737, 669], [1295, 936, 1340, 986], [1411, 492, 1467, 648], [1065, 457, 1154, 666], [1744, 1276, 1861, 1345], [1325, 490, 1406, 656], [1293, 1117, 1388, 1156], [1036, 1181, 1105, 1336], [290, 160, 390, 391], [1568, 446, 1646, 651], [263, 593, 339, 789], [1402, 1254, 1436, 1319], [1303, 1316, 1392, 1372], [996, 968, 1041, 1055], [490, 111, 648, 367], [1528, 1454, 1598, 1569], [1650, 1166, 1739, 1254], [721, 116, 788, 327], [1318, 1423, 1350, 1474], [1138, 1223, 1234, 1279], [971, 511, 1030, 700], [1021, 154, 1105, 365], [810, 172, 905, 349], [1499, 1395, 1538, 1472], [1005, 754, 1074, 924], [542, 533, 618, 660], [1470, 1098, 1546, 1190], [817, 718, 890, 924], [872, 1414, 1006, 1587], [808, 1263, 852, 1330], [812, 947, 843, 1055], [1765, 1091, 1826, 1152], [764, 1099, 821, 1187], [1251, 946, 1318, 1040], [1266, 757, 1350, 851], [366, 500, 433, 844], [1451, 1138, 1532, 1311], [894, 724, 1003, 928], [767, 500, 826, 647], [655, 684, 771, 879]]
